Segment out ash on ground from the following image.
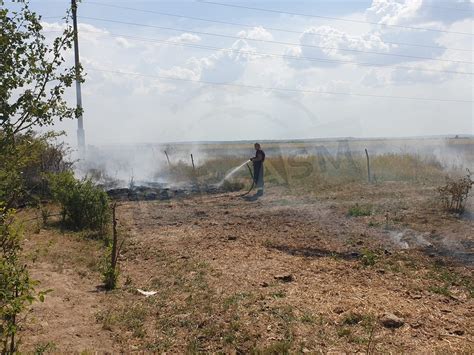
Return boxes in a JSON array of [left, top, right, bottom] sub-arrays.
[[106, 182, 241, 201]]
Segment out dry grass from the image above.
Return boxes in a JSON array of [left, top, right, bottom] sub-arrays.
[[164, 152, 448, 195], [15, 142, 474, 352]]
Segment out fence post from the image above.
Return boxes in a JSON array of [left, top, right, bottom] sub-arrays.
[[164, 150, 171, 166], [365, 148, 371, 183], [111, 202, 118, 270], [190, 153, 195, 171]]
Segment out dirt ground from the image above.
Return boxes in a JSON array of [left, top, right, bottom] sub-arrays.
[[22, 181, 473, 353]]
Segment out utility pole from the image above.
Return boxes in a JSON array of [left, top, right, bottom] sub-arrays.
[[72, 0, 85, 156]]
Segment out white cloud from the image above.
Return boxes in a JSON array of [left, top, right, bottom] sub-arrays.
[[36, 1, 472, 147], [237, 26, 274, 41], [78, 23, 108, 35], [115, 37, 134, 49], [367, 0, 472, 26], [287, 25, 391, 69], [168, 33, 201, 44], [40, 21, 65, 32], [159, 66, 200, 80], [366, 0, 423, 25]]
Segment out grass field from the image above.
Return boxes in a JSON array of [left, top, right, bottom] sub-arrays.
[[84, 136, 473, 188], [18, 137, 474, 352]]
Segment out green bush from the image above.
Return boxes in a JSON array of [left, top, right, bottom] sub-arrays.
[[48, 172, 110, 232], [0, 132, 72, 208]]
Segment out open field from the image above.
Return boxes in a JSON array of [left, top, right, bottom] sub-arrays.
[[16, 138, 474, 352], [4, 2, 473, 353], [84, 136, 473, 187]]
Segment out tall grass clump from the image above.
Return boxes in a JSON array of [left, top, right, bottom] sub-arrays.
[[48, 172, 110, 232], [437, 170, 473, 213]]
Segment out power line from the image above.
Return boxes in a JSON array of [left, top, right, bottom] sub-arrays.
[[198, 0, 474, 36], [87, 67, 473, 104], [79, 16, 474, 65], [82, 1, 473, 53], [58, 28, 472, 76], [373, 1, 474, 13]]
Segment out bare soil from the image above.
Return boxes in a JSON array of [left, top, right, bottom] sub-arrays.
[[22, 181, 473, 353]]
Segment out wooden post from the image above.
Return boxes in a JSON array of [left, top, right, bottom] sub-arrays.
[[365, 148, 371, 183], [190, 154, 195, 171], [111, 203, 118, 270], [164, 150, 171, 166]]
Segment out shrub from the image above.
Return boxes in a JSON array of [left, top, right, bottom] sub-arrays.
[[48, 172, 110, 232], [437, 170, 473, 213], [0, 132, 72, 208]]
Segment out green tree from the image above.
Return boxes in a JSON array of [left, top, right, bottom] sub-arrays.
[[1, 0, 82, 208], [0, 2, 80, 352], [0, 0, 82, 138], [0, 131, 72, 208]]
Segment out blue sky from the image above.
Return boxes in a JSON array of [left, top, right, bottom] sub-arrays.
[[8, 1, 474, 144], [33, 1, 373, 19]]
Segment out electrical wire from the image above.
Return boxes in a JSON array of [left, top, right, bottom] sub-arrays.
[[79, 16, 474, 65], [81, 0, 473, 52], [198, 0, 474, 36], [53, 28, 471, 76], [86, 67, 473, 104], [371, 1, 473, 13]]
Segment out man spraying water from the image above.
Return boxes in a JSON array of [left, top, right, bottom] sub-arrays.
[[250, 143, 265, 197], [218, 143, 265, 197]]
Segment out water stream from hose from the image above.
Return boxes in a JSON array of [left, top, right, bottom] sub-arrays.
[[218, 160, 251, 187]]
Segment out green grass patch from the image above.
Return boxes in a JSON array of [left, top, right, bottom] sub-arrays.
[[300, 312, 316, 324], [360, 249, 378, 267], [337, 327, 351, 337], [348, 204, 373, 217], [428, 265, 473, 298], [223, 292, 250, 310], [34, 341, 56, 354], [428, 285, 452, 297], [342, 312, 363, 325], [253, 340, 292, 355], [96, 303, 148, 338], [271, 290, 286, 299]]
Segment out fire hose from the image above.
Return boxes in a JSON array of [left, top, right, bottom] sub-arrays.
[[238, 163, 255, 197]]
